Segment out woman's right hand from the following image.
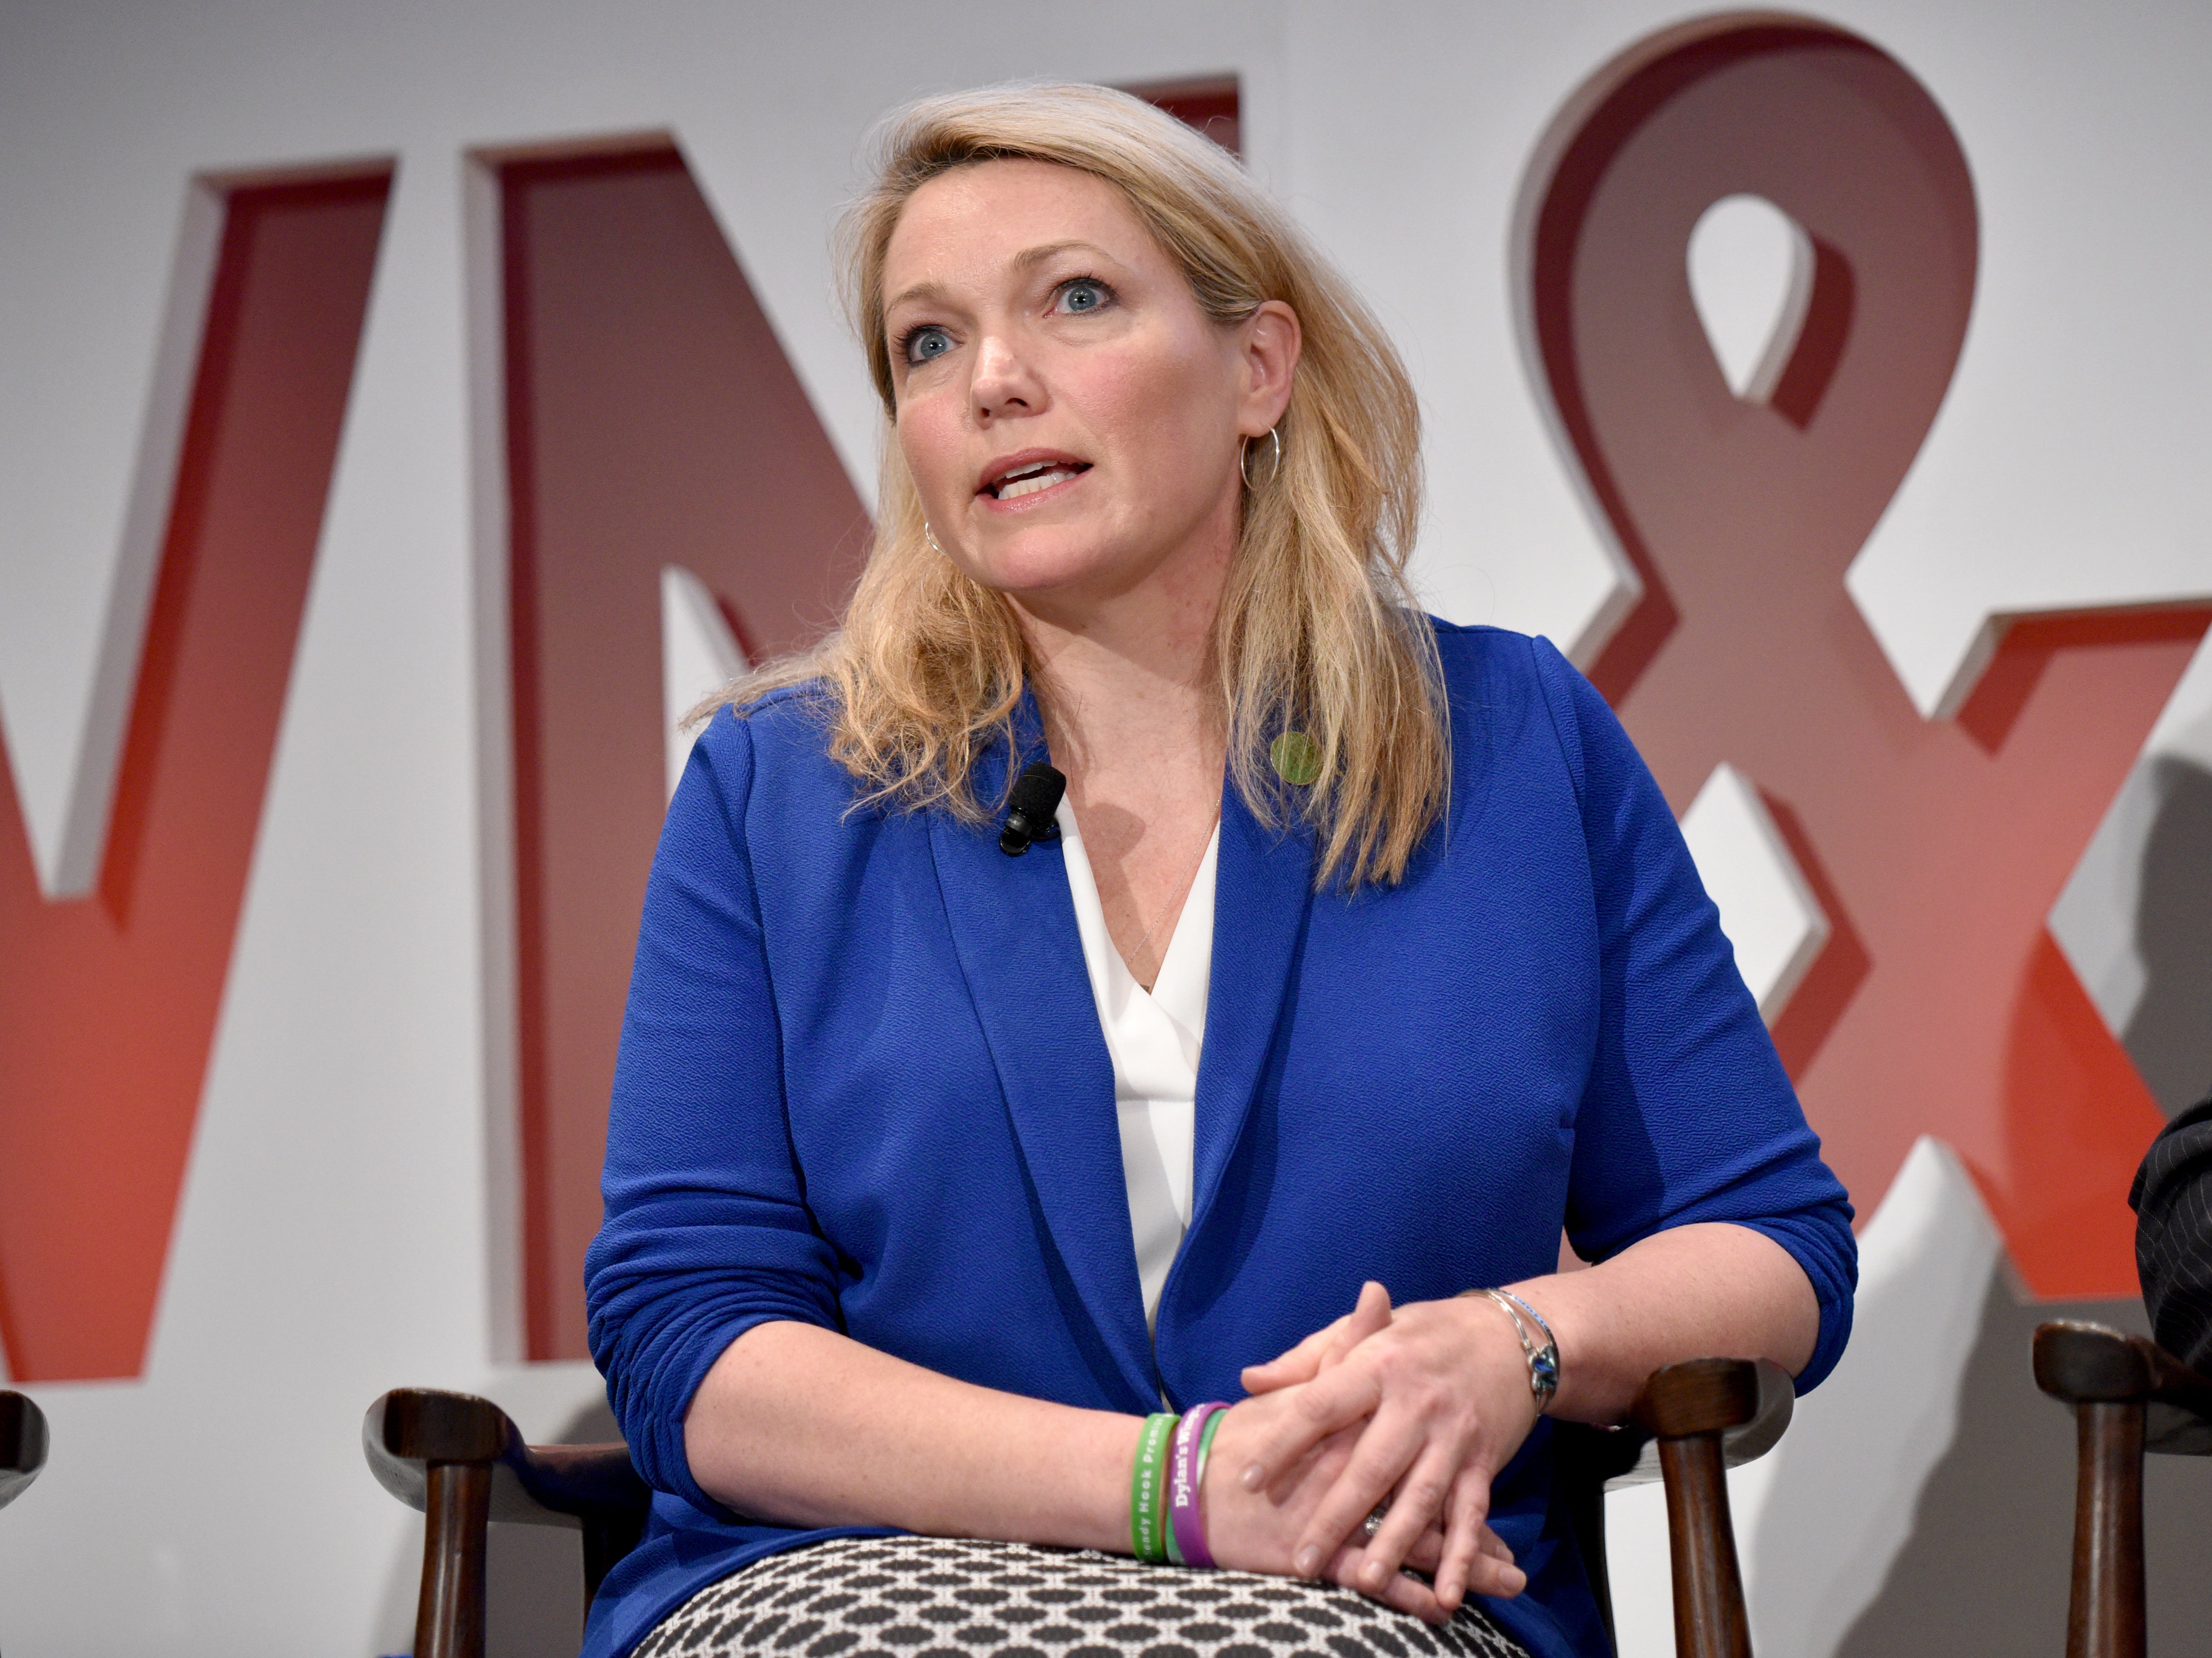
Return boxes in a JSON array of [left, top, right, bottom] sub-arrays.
[[1198, 1389, 1522, 1623]]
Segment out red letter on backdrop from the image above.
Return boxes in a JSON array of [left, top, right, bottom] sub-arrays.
[[1521, 16, 2209, 1294], [497, 146, 868, 1359], [0, 171, 391, 1381]]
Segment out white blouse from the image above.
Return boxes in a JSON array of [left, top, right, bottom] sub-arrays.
[[1056, 799, 1218, 1330]]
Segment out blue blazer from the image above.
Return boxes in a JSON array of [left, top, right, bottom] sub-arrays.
[[582, 624, 1856, 1658]]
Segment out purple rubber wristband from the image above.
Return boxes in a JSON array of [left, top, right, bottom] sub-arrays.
[[1168, 1402, 1229, 1569]]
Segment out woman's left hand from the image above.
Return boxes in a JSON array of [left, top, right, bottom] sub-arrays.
[[1237, 1281, 1542, 1613]]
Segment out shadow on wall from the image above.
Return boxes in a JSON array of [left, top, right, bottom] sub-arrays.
[[1831, 1283, 2212, 1658], [2125, 757, 2212, 1116]]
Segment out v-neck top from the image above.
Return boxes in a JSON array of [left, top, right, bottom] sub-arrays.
[[1055, 798, 1219, 1329]]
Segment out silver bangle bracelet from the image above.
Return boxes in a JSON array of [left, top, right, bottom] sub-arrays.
[[1470, 1287, 1560, 1410]]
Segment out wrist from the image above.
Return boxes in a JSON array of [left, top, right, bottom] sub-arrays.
[[1068, 1410, 1153, 1555]]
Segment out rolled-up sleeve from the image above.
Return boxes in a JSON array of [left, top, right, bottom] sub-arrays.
[[1531, 638, 1859, 1391], [586, 711, 840, 1512]]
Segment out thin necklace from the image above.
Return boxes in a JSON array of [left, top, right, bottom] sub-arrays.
[[1129, 815, 1219, 982]]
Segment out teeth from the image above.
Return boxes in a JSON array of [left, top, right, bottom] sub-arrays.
[[997, 466, 1078, 500]]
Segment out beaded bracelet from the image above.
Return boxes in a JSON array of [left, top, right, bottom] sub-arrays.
[[1130, 1412, 1177, 1562]]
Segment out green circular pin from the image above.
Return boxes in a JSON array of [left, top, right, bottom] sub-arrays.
[[1270, 731, 1322, 786]]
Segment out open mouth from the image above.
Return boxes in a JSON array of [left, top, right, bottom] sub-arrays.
[[983, 457, 1091, 501]]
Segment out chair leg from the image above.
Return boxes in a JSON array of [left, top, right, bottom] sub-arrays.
[[416, 1460, 492, 1658], [2067, 1401, 2146, 1658], [1657, 1433, 1751, 1658]]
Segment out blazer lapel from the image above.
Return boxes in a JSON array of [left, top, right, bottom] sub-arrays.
[[926, 708, 1158, 1407], [1188, 781, 1318, 1244]]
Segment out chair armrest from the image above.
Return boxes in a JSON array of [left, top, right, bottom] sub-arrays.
[[365, 1388, 654, 1658], [1548, 1358, 1793, 1658], [1633, 1355, 1787, 1439], [1632, 1358, 1788, 1658], [1569, 1356, 1795, 1490], [0, 1391, 49, 1511], [363, 1388, 652, 1528], [2030, 1321, 2211, 1658], [2034, 1321, 2212, 1455]]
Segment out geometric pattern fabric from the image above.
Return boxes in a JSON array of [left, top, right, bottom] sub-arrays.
[[634, 1535, 1527, 1658]]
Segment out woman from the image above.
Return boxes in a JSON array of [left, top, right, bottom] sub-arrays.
[[584, 82, 1855, 1658]]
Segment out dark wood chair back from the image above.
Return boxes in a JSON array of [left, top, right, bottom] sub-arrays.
[[1555, 1358, 1792, 1658], [368, 1357, 1791, 1658], [2033, 1320, 2212, 1658], [363, 1389, 649, 1658], [0, 1391, 48, 1513]]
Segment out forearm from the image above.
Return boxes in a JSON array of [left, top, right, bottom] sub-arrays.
[[682, 1319, 1142, 1550], [1509, 1221, 1819, 1424]]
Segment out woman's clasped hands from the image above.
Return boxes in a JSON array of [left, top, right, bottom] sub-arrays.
[[1198, 1280, 1541, 1623]]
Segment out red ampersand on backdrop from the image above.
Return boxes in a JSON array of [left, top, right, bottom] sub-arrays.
[[1517, 12, 2210, 1295]]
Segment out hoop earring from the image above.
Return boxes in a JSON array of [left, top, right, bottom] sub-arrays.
[[925, 523, 945, 555], [1239, 425, 1284, 491]]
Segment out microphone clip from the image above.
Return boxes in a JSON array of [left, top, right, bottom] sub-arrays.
[[1000, 761, 1068, 857]]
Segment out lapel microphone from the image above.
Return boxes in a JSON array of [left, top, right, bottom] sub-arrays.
[[1000, 762, 1067, 856]]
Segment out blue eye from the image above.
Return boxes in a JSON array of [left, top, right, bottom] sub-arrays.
[[1055, 278, 1111, 315], [903, 325, 953, 365]]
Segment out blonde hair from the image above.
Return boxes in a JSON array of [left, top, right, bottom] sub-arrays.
[[714, 82, 1447, 888]]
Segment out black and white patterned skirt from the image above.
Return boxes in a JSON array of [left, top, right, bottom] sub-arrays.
[[633, 1535, 1530, 1658]]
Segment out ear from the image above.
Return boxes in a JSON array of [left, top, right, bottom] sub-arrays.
[[1236, 300, 1302, 437]]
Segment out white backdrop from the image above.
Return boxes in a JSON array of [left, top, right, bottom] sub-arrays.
[[0, 1, 2207, 1652]]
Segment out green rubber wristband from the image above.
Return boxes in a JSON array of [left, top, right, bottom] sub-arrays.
[[1130, 1412, 1176, 1563], [1194, 1407, 1226, 1496], [1185, 1407, 1228, 1565]]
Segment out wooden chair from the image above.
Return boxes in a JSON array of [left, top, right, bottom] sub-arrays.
[[366, 1355, 1790, 1658], [1557, 1356, 1793, 1658], [2033, 1321, 2212, 1658], [362, 1390, 649, 1658], [0, 1391, 48, 1515]]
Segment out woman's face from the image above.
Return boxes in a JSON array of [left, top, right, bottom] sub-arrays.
[[880, 158, 1294, 611]]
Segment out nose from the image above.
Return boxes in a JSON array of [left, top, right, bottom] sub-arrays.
[[970, 333, 1042, 423]]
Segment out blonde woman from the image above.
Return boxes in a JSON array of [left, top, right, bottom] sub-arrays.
[[584, 84, 1854, 1658]]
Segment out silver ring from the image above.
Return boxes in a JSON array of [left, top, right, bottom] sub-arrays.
[[1361, 1503, 1390, 1542]]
